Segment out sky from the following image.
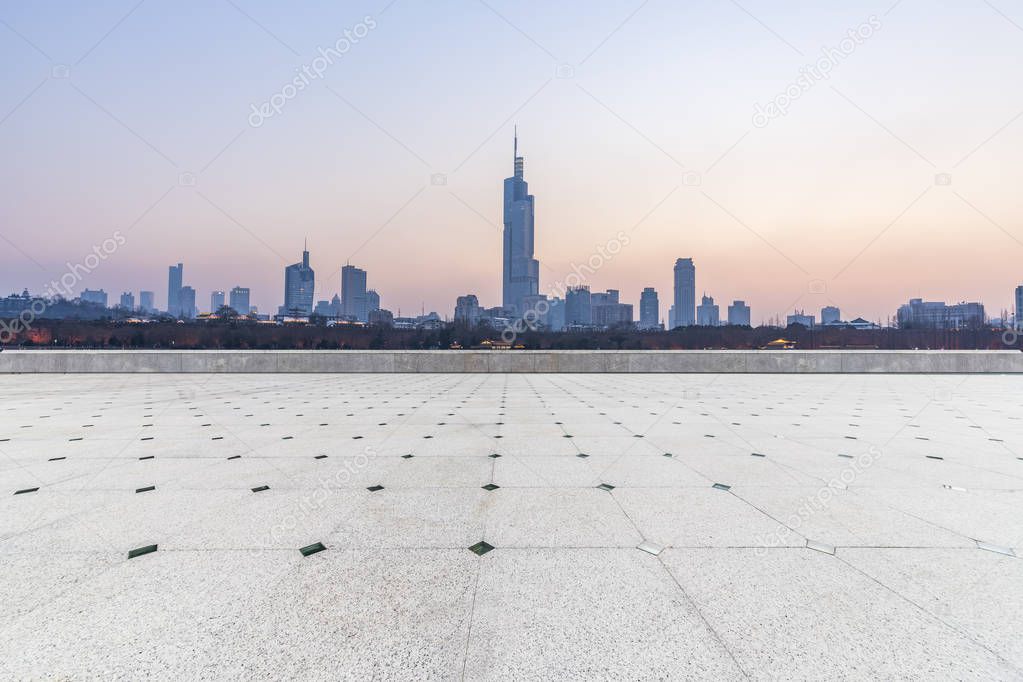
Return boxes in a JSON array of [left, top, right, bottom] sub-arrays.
[[1, 0, 1022, 323]]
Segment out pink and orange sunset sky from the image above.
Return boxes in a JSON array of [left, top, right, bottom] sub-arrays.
[[2, 0, 1022, 322]]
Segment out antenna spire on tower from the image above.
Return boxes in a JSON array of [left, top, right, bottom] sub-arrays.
[[514, 125, 518, 160]]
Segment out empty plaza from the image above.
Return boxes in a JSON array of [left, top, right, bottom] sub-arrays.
[[1, 372, 1021, 679]]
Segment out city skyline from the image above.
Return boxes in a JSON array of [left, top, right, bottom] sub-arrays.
[[5, 130, 1018, 326], [2, 2, 1022, 322]]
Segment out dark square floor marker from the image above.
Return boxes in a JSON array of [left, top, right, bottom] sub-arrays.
[[402, 454, 414, 459], [128, 544, 157, 559], [597, 483, 615, 491], [712, 483, 731, 491], [367, 485, 384, 492], [252, 485, 270, 492], [314, 454, 328, 460], [135, 485, 156, 493], [482, 483, 500, 491], [300, 542, 326, 557], [14, 487, 39, 495], [468, 541, 494, 556]]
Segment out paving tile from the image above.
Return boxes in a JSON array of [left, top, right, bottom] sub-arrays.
[[465, 548, 745, 679], [661, 548, 1019, 679], [841, 547, 1023, 669]]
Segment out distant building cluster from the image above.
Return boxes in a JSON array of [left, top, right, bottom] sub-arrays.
[[1, 132, 1017, 334], [896, 299, 986, 330]]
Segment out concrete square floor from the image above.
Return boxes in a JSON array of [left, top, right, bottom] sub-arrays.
[[1, 373, 1021, 679]]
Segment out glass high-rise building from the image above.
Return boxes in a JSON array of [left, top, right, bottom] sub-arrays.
[[727, 300, 751, 326], [697, 294, 720, 326], [178, 286, 196, 319], [673, 258, 695, 327], [210, 290, 225, 313], [167, 263, 183, 316], [139, 291, 155, 313], [502, 130, 539, 315], [229, 287, 250, 315], [1015, 286, 1022, 330], [119, 292, 135, 311], [639, 288, 659, 329], [454, 294, 481, 326], [565, 286, 592, 326], [283, 245, 315, 317], [341, 264, 368, 322]]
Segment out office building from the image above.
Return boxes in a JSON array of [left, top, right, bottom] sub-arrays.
[[210, 290, 225, 313], [167, 263, 183, 316], [341, 264, 369, 322], [591, 289, 633, 328], [313, 299, 338, 318], [178, 286, 196, 319], [821, 306, 841, 325], [80, 289, 108, 307], [1016, 286, 1023, 330], [727, 300, 751, 326], [896, 299, 985, 329], [502, 130, 540, 314], [545, 297, 566, 331], [139, 291, 155, 313], [696, 294, 720, 326], [118, 292, 134, 311], [565, 286, 592, 326], [367, 290, 380, 314], [229, 287, 250, 316], [787, 311, 815, 329], [454, 295, 482, 326], [282, 245, 315, 317], [673, 258, 695, 327], [639, 288, 659, 329]]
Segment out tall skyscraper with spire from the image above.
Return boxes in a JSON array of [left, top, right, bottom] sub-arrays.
[[282, 241, 315, 317], [502, 129, 539, 314]]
